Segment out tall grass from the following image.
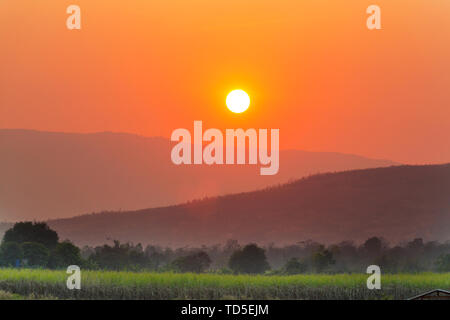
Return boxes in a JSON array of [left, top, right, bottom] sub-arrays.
[[0, 269, 448, 300]]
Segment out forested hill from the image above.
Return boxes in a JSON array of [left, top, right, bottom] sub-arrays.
[[43, 164, 450, 246]]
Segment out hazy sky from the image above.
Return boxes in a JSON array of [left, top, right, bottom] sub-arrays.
[[1, 0, 449, 164]]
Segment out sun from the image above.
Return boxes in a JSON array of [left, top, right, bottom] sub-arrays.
[[226, 90, 250, 113]]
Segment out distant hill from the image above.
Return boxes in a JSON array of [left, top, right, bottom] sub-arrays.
[[44, 164, 450, 246], [0, 129, 396, 221]]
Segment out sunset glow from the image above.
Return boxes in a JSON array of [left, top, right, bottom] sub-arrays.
[[0, 1, 449, 164], [0, 1, 449, 303]]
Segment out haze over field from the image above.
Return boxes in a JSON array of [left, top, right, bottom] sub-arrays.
[[0, 129, 397, 221], [2, 163, 446, 247]]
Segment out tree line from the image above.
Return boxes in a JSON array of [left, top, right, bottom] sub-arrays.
[[1, 222, 449, 274]]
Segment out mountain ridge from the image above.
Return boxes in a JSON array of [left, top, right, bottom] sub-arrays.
[[0, 129, 398, 221], [33, 163, 450, 247]]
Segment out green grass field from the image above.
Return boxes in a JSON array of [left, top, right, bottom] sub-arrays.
[[0, 268, 448, 300]]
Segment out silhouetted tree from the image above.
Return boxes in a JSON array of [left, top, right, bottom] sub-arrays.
[[284, 258, 306, 275], [22, 242, 49, 266], [89, 240, 148, 270], [48, 241, 82, 269], [229, 244, 270, 274], [407, 238, 424, 251], [363, 237, 385, 257], [2, 222, 58, 249], [0, 242, 23, 266], [171, 251, 211, 273], [435, 254, 450, 272], [311, 246, 335, 272]]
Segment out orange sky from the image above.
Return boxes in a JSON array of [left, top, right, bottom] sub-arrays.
[[1, 0, 449, 164]]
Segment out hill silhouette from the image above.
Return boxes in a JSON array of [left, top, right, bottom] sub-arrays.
[[0, 129, 396, 221], [39, 164, 450, 246]]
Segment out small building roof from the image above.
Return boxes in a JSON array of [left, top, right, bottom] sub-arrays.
[[408, 289, 450, 300]]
